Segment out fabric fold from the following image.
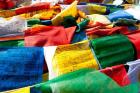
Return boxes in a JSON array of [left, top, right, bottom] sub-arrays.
[[100, 64, 130, 86], [44, 40, 99, 79], [35, 68, 139, 93], [90, 35, 135, 68], [0, 47, 44, 92], [127, 31, 140, 59], [25, 26, 76, 47]]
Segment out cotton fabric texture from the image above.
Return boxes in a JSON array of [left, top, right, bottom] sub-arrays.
[[90, 35, 135, 68], [44, 40, 99, 79], [0, 47, 44, 92]]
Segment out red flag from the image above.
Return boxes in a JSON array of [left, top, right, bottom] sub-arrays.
[[101, 65, 130, 86], [25, 26, 76, 47], [127, 31, 140, 59]]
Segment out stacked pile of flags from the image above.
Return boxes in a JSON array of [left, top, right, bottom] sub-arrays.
[[0, 0, 140, 93]]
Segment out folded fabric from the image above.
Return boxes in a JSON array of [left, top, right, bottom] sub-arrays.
[[76, 19, 89, 32], [127, 59, 140, 83], [114, 18, 138, 26], [19, 10, 53, 20], [44, 40, 99, 79], [0, 16, 27, 37], [15, 4, 60, 20], [125, 6, 140, 20], [87, 3, 124, 14], [90, 35, 135, 68], [71, 30, 87, 43], [35, 68, 139, 93], [31, 6, 61, 20], [87, 14, 111, 25], [25, 26, 76, 47], [0, 2, 51, 18], [52, 1, 78, 25], [127, 31, 140, 59], [87, 4, 107, 14], [107, 10, 134, 22], [100, 64, 130, 86], [86, 26, 130, 38], [61, 4, 105, 15], [15, 2, 50, 15], [0, 47, 44, 92], [75, 4, 123, 15], [0, 40, 24, 47]]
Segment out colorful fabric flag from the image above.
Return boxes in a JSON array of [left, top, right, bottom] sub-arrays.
[[87, 14, 111, 25], [44, 40, 99, 79], [87, 4, 107, 14], [127, 31, 140, 59], [86, 26, 130, 39], [0, 1, 140, 93], [0, 2, 51, 18], [0, 47, 44, 92], [100, 64, 130, 86], [71, 30, 87, 43], [35, 68, 139, 93], [20, 5, 61, 20], [51, 1, 78, 25], [125, 6, 140, 20], [90, 35, 135, 68], [76, 19, 89, 32], [25, 26, 76, 47], [127, 59, 140, 83], [0, 16, 27, 37], [114, 18, 138, 26], [15, 2, 50, 15], [61, 4, 123, 15], [107, 10, 134, 22]]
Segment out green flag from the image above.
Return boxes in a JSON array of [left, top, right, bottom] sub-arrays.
[[35, 68, 139, 93], [90, 35, 135, 68]]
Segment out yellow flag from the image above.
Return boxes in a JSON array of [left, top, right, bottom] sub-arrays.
[[52, 1, 78, 25], [52, 40, 99, 77], [87, 4, 107, 14]]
